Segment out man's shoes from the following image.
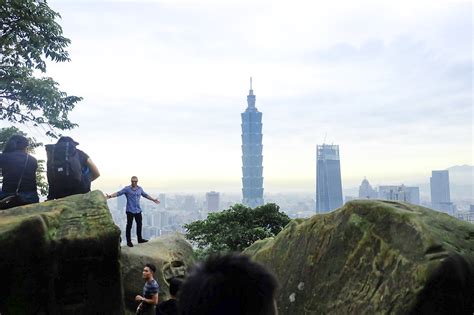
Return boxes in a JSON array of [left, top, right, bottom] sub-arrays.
[[138, 239, 149, 244], [127, 242, 134, 247]]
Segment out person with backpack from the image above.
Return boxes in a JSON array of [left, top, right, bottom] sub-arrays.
[[106, 176, 160, 247], [46, 136, 100, 200], [0, 135, 39, 208]]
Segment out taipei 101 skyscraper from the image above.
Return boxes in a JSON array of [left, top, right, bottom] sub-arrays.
[[241, 77, 264, 208]]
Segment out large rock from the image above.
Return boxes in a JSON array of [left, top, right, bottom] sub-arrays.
[[244, 200, 474, 314], [0, 190, 123, 315], [121, 233, 194, 314]]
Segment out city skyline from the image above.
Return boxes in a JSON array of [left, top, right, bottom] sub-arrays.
[[1, 0, 471, 194]]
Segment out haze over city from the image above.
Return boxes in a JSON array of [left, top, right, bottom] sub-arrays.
[[2, 0, 472, 194]]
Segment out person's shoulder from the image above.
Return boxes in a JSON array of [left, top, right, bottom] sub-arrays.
[[157, 299, 177, 313], [27, 153, 38, 162], [149, 279, 159, 290], [0, 152, 12, 163], [76, 149, 89, 159]]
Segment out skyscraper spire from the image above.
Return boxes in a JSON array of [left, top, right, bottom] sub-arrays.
[[247, 77, 256, 109]]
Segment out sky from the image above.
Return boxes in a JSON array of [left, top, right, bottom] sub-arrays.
[[4, 0, 472, 194]]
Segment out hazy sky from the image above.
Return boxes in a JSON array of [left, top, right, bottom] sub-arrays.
[[4, 0, 472, 193]]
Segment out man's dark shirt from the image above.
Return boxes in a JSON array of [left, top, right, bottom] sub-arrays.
[[156, 299, 177, 315], [0, 151, 38, 193]]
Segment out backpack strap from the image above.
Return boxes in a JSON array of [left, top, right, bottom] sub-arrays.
[[15, 154, 29, 194]]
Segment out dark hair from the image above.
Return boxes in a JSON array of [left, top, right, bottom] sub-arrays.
[[178, 253, 278, 315], [410, 253, 474, 314], [3, 135, 29, 153], [145, 263, 156, 274], [169, 277, 184, 297]]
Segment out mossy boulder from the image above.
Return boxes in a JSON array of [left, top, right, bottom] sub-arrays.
[[0, 190, 123, 315], [120, 233, 194, 314], [244, 200, 474, 314]]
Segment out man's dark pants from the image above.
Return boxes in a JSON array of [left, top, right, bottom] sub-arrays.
[[126, 211, 143, 242]]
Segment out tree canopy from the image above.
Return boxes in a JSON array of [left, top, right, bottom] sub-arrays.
[[184, 203, 291, 258], [0, 0, 81, 136]]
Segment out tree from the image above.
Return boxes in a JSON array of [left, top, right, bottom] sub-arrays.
[[184, 203, 291, 258], [0, 0, 82, 137], [0, 126, 48, 196]]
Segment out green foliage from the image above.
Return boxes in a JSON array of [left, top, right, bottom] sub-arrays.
[[184, 203, 291, 258], [0, 0, 82, 136], [0, 126, 48, 196]]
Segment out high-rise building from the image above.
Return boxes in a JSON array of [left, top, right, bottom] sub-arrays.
[[159, 193, 166, 209], [378, 185, 420, 205], [241, 78, 264, 208], [358, 178, 377, 199], [405, 187, 420, 205], [184, 195, 196, 212], [206, 191, 220, 212], [316, 144, 343, 213], [430, 170, 453, 214]]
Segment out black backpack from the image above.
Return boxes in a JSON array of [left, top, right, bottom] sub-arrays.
[[46, 142, 83, 198]]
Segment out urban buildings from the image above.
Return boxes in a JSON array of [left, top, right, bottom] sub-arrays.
[[356, 178, 420, 205], [316, 144, 343, 213], [206, 191, 220, 212], [183, 195, 197, 212], [358, 178, 377, 199], [241, 78, 264, 208], [456, 205, 474, 224], [378, 185, 420, 205], [158, 193, 166, 209], [430, 170, 454, 214]]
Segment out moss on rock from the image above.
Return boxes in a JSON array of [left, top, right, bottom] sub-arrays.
[[0, 190, 123, 314], [244, 200, 474, 314]]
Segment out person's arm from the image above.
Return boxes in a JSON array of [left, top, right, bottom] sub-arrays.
[[135, 293, 159, 305], [86, 158, 100, 181], [106, 187, 125, 199], [142, 191, 160, 204]]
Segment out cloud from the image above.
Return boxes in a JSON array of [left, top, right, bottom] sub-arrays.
[[37, 0, 473, 192]]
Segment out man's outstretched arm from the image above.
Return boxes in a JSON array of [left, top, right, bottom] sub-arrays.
[[142, 192, 160, 204]]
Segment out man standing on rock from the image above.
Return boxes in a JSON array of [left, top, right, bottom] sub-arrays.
[[135, 263, 159, 315], [106, 176, 160, 247]]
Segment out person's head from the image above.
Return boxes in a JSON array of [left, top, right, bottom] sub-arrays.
[[56, 136, 79, 146], [169, 277, 184, 299], [143, 263, 156, 281], [131, 176, 138, 187], [3, 135, 29, 153], [178, 253, 278, 315]]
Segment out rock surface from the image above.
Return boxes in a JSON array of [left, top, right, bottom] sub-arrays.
[[121, 233, 194, 314], [0, 190, 123, 315], [244, 200, 474, 314]]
